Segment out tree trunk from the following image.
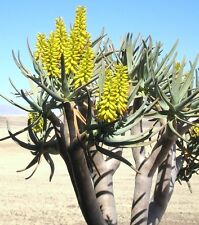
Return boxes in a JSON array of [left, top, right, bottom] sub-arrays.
[[91, 149, 120, 225]]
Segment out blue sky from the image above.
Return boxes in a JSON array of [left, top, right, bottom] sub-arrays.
[[0, 0, 199, 110]]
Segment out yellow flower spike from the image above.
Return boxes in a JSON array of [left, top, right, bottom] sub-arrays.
[[175, 62, 181, 72], [28, 112, 44, 134], [96, 64, 129, 123], [190, 123, 199, 138], [34, 33, 47, 61], [64, 6, 92, 76], [42, 32, 61, 78], [55, 17, 68, 57], [73, 46, 94, 89], [34, 7, 94, 86], [96, 68, 118, 122], [114, 64, 129, 115]]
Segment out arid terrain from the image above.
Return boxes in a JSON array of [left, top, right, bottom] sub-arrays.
[[0, 116, 198, 225]]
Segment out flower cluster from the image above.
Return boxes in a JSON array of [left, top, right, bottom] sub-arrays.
[[34, 7, 94, 88], [97, 64, 129, 122], [54, 17, 68, 56], [72, 46, 94, 89], [34, 18, 67, 78], [65, 6, 94, 88], [190, 123, 199, 138], [28, 112, 44, 133], [34, 33, 47, 61], [175, 62, 181, 72]]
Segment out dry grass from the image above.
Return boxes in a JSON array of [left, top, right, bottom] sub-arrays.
[[0, 116, 198, 225]]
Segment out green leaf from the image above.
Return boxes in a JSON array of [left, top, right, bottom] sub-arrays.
[[175, 88, 199, 110], [168, 120, 189, 143], [17, 153, 41, 173], [27, 119, 40, 145], [96, 145, 138, 172], [92, 28, 106, 48], [25, 156, 41, 180], [125, 33, 134, 73], [122, 139, 157, 148], [156, 82, 174, 110], [170, 58, 186, 104], [178, 56, 198, 102], [123, 97, 148, 127], [0, 92, 34, 112], [43, 153, 55, 181], [154, 40, 178, 77], [27, 75, 65, 102], [113, 116, 143, 135], [12, 50, 31, 77], [9, 78, 21, 96], [27, 39, 45, 76], [127, 80, 142, 107], [0, 115, 41, 142], [98, 129, 151, 147], [20, 89, 42, 112], [7, 124, 38, 151]]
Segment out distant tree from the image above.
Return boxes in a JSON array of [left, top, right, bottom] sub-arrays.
[[1, 6, 199, 225]]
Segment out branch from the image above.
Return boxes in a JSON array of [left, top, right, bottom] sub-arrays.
[[148, 147, 184, 225], [106, 146, 123, 172], [130, 121, 188, 225], [143, 122, 189, 176], [91, 146, 119, 225], [131, 120, 145, 168], [131, 173, 153, 225], [69, 137, 106, 225]]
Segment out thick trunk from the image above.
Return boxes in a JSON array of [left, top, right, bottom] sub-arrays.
[[91, 150, 119, 225], [69, 138, 106, 225], [148, 150, 184, 225], [131, 126, 176, 225], [131, 173, 153, 225], [130, 121, 190, 225], [48, 110, 106, 225]]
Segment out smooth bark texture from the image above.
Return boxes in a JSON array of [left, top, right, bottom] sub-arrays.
[[130, 121, 192, 225], [131, 126, 176, 225], [91, 148, 121, 225], [69, 138, 106, 225], [131, 174, 153, 225], [148, 150, 184, 225], [48, 109, 106, 225], [131, 123, 145, 169]]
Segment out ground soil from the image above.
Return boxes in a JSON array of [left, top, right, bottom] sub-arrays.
[[0, 116, 198, 225]]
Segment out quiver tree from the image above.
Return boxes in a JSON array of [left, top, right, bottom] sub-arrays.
[[0, 6, 199, 225]]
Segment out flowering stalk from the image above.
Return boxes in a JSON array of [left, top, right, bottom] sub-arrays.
[[65, 6, 94, 88], [97, 64, 129, 122], [28, 112, 43, 133], [34, 7, 94, 89], [189, 123, 199, 138]]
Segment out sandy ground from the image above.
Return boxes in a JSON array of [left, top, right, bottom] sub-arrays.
[[0, 116, 198, 225]]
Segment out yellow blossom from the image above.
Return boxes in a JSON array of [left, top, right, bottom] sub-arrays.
[[34, 6, 94, 88], [34, 33, 47, 61], [28, 112, 44, 133], [54, 17, 68, 57], [97, 64, 129, 122], [42, 32, 60, 78], [114, 64, 129, 114], [175, 62, 181, 72], [190, 123, 199, 138], [65, 6, 91, 75], [72, 45, 94, 89]]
